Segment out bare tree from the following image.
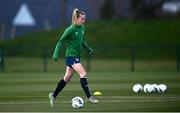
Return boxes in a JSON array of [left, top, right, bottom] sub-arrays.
[[131, 0, 165, 19], [60, 0, 68, 27], [100, 0, 115, 20]]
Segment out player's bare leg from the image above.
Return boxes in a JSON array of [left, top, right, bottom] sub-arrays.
[[72, 63, 99, 103], [49, 66, 74, 107]]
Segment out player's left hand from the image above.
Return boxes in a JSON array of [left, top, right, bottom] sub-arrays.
[[52, 57, 58, 62], [89, 50, 93, 55]]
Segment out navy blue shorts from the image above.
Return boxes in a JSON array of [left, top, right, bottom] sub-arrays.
[[66, 57, 80, 68]]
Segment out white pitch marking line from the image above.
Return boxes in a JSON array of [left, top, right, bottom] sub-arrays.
[[0, 99, 179, 105], [1, 96, 180, 99], [97, 96, 180, 99]]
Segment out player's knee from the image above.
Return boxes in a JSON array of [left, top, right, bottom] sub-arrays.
[[80, 71, 87, 78], [63, 76, 71, 82]]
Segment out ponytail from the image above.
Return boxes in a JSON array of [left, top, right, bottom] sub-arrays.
[[72, 8, 79, 24], [72, 8, 86, 25]]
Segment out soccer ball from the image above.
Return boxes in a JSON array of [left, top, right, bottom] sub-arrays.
[[71, 96, 84, 108], [157, 84, 167, 93], [133, 84, 142, 93], [143, 84, 154, 93], [147, 84, 154, 93], [151, 84, 158, 92], [143, 84, 150, 93]]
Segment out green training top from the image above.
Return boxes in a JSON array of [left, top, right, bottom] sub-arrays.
[[53, 24, 93, 61]]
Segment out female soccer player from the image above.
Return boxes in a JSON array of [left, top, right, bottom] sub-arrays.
[[49, 8, 99, 107]]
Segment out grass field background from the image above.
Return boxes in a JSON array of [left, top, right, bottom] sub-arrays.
[[0, 20, 180, 112], [3, 57, 177, 72], [0, 58, 180, 112]]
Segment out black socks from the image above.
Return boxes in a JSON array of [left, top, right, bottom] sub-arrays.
[[53, 79, 67, 98], [80, 77, 91, 98], [52, 78, 91, 99]]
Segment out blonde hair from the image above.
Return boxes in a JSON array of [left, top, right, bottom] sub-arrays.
[[72, 8, 86, 25]]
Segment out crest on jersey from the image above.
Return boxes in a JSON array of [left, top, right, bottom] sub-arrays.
[[75, 58, 79, 62]]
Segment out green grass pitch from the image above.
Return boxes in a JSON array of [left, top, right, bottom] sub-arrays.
[[0, 71, 180, 112]]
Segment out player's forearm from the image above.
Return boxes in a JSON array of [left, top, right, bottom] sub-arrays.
[[53, 42, 62, 61], [83, 41, 93, 52]]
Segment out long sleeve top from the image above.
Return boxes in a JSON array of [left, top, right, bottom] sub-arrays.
[[53, 24, 93, 61]]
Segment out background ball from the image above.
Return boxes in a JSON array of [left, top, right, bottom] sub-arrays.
[[151, 84, 158, 92], [143, 84, 150, 93], [146, 84, 154, 93], [133, 84, 142, 93], [157, 84, 167, 93]]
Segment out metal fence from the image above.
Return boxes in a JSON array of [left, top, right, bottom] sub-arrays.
[[0, 45, 180, 72]]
